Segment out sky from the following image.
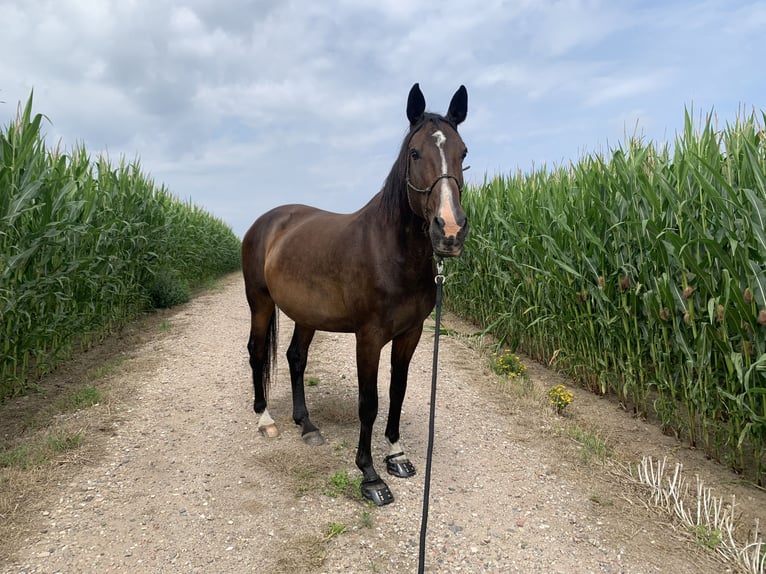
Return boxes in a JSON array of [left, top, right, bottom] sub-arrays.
[[1, 0, 764, 238]]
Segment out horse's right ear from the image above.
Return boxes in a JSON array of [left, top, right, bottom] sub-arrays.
[[447, 85, 468, 126], [407, 83, 426, 126]]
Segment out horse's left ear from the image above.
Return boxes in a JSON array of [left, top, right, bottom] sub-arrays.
[[407, 83, 426, 126], [447, 85, 468, 126]]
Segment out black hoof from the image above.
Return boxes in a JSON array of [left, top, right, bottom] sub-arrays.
[[385, 453, 416, 478], [302, 430, 324, 446], [361, 479, 394, 506]]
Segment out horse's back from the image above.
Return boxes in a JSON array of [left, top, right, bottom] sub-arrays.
[[241, 203, 368, 330]]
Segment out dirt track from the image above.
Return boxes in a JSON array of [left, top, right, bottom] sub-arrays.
[[2, 272, 762, 573]]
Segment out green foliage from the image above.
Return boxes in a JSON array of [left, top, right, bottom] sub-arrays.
[[147, 269, 190, 309], [447, 107, 766, 484], [324, 469, 363, 500], [492, 349, 526, 379], [0, 430, 82, 469], [65, 385, 101, 411], [689, 524, 723, 549], [564, 424, 611, 465], [0, 93, 241, 400], [548, 384, 574, 414], [325, 521, 347, 541]]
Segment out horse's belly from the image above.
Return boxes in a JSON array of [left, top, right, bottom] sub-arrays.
[[274, 292, 355, 332], [264, 261, 355, 332]]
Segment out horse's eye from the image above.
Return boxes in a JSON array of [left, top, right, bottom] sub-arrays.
[[410, 148, 420, 160]]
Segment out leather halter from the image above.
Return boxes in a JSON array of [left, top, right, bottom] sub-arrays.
[[403, 121, 467, 196], [406, 173, 463, 195]]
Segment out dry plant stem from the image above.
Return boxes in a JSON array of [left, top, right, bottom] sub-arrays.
[[636, 456, 765, 574]]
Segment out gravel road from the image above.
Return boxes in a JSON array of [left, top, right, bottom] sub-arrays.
[[2, 272, 751, 573]]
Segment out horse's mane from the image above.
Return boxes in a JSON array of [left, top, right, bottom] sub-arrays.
[[378, 113, 457, 221]]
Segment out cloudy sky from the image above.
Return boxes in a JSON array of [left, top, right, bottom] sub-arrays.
[[2, 0, 764, 237]]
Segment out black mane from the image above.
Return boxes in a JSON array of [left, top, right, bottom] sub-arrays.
[[378, 113, 456, 221]]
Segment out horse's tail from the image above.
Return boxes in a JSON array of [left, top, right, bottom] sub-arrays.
[[262, 308, 279, 402]]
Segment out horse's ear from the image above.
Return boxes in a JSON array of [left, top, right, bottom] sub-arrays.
[[447, 85, 468, 126], [407, 83, 426, 126]]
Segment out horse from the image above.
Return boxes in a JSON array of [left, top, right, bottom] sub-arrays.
[[241, 83, 469, 505]]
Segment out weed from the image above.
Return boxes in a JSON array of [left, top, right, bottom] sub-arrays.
[[325, 521, 347, 541], [0, 445, 36, 470], [47, 430, 82, 453], [492, 349, 526, 379], [0, 430, 82, 470], [86, 357, 125, 382], [564, 424, 610, 464], [547, 384, 574, 414], [324, 469, 362, 500], [359, 510, 373, 529], [66, 386, 101, 411], [689, 524, 722, 549]]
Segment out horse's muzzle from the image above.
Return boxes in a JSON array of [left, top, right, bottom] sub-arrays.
[[430, 217, 468, 258]]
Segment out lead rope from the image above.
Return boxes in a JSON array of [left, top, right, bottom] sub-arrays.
[[418, 256, 445, 574]]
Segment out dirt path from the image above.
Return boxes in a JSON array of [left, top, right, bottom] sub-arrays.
[[2, 273, 763, 573]]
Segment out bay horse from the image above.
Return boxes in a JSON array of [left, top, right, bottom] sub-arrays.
[[241, 83, 469, 505]]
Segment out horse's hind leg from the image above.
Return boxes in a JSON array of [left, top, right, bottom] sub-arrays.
[[384, 324, 423, 478], [247, 295, 279, 438], [286, 324, 324, 446]]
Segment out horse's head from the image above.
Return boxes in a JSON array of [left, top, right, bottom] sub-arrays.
[[404, 83, 469, 258]]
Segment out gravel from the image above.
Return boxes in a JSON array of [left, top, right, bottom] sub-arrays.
[[1, 273, 733, 573]]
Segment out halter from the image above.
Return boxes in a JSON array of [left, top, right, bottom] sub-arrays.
[[406, 172, 464, 195], [403, 120, 469, 196]]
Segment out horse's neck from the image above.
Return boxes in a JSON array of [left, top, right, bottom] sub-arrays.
[[363, 191, 434, 273]]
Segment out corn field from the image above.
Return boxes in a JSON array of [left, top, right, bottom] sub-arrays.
[[1, 95, 241, 401], [448, 109, 766, 484]]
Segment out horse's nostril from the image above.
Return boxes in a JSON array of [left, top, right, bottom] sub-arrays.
[[434, 216, 445, 229]]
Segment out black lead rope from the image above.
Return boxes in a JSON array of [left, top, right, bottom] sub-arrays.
[[418, 257, 445, 574]]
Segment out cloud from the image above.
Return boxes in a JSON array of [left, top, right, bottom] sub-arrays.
[[1, 0, 764, 237]]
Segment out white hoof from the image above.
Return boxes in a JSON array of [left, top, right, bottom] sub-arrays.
[[259, 423, 279, 438]]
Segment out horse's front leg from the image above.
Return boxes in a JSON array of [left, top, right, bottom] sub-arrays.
[[384, 324, 423, 478], [354, 333, 393, 505]]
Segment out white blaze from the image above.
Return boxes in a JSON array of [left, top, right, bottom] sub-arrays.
[[432, 130, 460, 237], [433, 130, 448, 173]]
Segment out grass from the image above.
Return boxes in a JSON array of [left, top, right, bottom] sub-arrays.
[[564, 423, 611, 465], [324, 469, 363, 500], [325, 521, 348, 541], [0, 429, 83, 470], [61, 385, 101, 411], [359, 510, 373, 529]]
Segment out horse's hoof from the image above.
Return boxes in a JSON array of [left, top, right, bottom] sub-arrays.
[[361, 479, 394, 506], [259, 424, 279, 438], [385, 453, 416, 478], [302, 430, 324, 446]]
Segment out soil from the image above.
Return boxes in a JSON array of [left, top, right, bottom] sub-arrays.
[[1, 272, 764, 573]]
